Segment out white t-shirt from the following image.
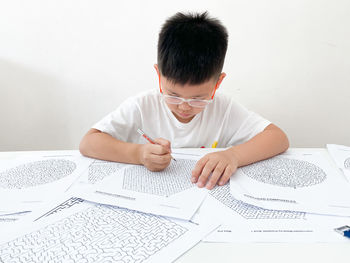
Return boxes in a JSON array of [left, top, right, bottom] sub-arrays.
[[93, 89, 271, 148]]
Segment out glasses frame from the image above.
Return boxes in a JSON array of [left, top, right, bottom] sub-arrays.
[[161, 94, 213, 108], [157, 74, 220, 108]]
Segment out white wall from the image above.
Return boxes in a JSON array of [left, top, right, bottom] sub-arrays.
[[0, 0, 349, 151]]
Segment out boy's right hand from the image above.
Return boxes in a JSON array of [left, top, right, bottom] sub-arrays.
[[139, 138, 172, 172]]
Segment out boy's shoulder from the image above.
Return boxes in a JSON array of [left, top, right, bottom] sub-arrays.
[[214, 92, 231, 103], [211, 92, 238, 109], [129, 89, 160, 106], [207, 92, 250, 118], [118, 89, 162, 113]]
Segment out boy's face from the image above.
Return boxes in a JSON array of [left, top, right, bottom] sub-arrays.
[[155, 64, 226, 123]]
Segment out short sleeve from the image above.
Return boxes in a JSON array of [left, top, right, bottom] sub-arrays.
[[225, 102, 271, 146], [92, 97, 141, 142]]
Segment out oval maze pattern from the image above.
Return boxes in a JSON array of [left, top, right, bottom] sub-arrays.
[[0, 159, 76, 189], [241, 157, 327, 188]]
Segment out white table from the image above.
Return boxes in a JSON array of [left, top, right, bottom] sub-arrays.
[[0, 149, 349, 263]]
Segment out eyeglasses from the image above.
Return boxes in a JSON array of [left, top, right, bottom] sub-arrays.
[[157, 74, 219, 108], [162, 94, 213, 108]]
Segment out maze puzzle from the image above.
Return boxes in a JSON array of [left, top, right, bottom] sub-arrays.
[[37, 197, 85, 220], [0, 205, 189, 263], [88, 160, 124, 184], [122, 159, 196, 196], [241, 157, 327, 188], [209, 184, 305, 219], [0, 159, 76, 189]]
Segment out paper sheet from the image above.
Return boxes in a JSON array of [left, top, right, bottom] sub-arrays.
[[230, 149, 350, 216], [0, 153, 92, 206], [202, 184, 350, 243], [0, 211, 30, 235], [0, 152, 93, 234], [327, 144, 350, 170], [0, 195, 219, 263], [75, 158, 208, 220], [327, 144, 350, 182]]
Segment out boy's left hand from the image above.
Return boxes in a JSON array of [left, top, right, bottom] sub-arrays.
[[191, 149, 239, 190]]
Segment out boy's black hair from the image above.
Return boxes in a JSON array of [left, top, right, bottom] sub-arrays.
[[157, 11, 228, 85]]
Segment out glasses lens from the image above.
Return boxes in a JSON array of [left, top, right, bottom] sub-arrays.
[[164, 96, 182, 104], [189, 100, 209, 108], [163, 94, 210, 108]]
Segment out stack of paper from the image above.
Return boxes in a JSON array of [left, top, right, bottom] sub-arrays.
[[0, 194, 219, 262], [1, 147, 350, 263], [0, 151, 220, 262]]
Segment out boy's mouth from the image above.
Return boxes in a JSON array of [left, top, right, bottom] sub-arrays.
[[177, 111, 192, 118], [172, 110, 195, 123]]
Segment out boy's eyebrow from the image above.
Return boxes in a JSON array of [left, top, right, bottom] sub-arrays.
[[167, 89, 208, 98]]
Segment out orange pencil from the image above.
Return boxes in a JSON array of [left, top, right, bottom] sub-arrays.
[[137, 129, 176, 161]]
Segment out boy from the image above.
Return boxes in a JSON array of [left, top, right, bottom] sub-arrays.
[[79, 12, 289, 190]]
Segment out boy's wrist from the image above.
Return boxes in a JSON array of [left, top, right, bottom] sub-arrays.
[[225, 147, 242, 167], [135, 144, 145, 165]]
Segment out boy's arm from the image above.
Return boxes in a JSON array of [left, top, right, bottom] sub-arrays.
[[191, 124, 289, 189], [79, 128, 172, 171]]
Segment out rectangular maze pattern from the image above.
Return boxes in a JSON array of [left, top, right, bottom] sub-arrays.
[[0, 205, 189, 263]]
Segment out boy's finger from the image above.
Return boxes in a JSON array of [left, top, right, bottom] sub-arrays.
[[147, 162, 170, 172], [191, 157, 208, 183], [218, 166, 235, 186], [196, 160, 217, 188], [149, 144, 170, 155], [150, 153, 171, 165], [154, 138, 171, 151], [206, 163, 225, 189]]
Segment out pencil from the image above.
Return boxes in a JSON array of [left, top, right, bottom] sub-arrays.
[[137, 129, 176, 161]]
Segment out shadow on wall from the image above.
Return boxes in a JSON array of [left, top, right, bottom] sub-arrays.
[[0, 59, 73, 151]]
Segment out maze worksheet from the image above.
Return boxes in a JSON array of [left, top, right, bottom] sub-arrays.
[[76, 158, 207, 220], [204, 183, 350, 243], [204, 184, 314, 243], [0, 197, 218, 263], [0, 153, 92, 213], [210, 184, 305, 220], [230, 150, 350, 216]]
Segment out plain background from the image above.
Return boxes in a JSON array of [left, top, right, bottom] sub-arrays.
[[0, 0, 349, 151]]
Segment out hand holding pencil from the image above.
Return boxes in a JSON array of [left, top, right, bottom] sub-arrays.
[[137, 129, 175, 172]]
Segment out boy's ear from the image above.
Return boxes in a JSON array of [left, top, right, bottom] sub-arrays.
[[216, 72, 226, 90], [154, 64, 160, 76]]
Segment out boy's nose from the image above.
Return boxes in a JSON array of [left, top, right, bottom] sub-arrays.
[[178, 101, 192, 110]]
